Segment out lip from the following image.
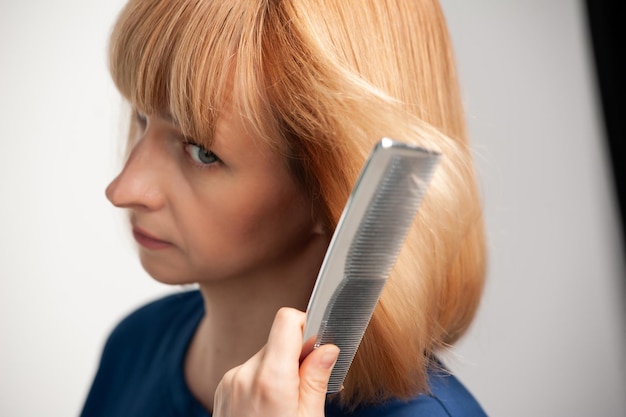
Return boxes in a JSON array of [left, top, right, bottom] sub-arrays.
[[132, 226, 173, 250]]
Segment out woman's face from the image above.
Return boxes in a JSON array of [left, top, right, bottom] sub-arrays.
[[105, 106, 323, 285]]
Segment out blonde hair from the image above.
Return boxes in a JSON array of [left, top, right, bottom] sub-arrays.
[[109, 0, 486, 407]]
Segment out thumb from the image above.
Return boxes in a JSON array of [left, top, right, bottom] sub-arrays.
[[298, 344, 340, 414]]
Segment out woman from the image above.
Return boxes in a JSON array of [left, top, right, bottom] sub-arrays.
[[81, 0, 487, 416]]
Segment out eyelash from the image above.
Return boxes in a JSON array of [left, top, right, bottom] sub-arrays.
[[132, 109, 220, 169], [183, 139, 221, 168]]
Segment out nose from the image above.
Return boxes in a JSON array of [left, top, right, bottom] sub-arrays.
[[105, 138, 167, 211]]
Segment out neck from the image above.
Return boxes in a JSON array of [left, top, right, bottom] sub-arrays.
[[184, 232, 330, 411]]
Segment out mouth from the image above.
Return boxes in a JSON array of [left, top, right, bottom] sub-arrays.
[[132, 226, 173, 250]]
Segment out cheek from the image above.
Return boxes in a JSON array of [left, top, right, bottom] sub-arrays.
[[230, 182, 315, 249]]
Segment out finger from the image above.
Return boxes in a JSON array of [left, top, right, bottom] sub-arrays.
[[262, 307, 306, 374], [298, 344, 340, 413], [299, 334, 317, 363], [213, 347, 266, 413]]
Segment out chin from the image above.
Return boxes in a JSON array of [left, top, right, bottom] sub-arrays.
[[140, 259, 198, 287]]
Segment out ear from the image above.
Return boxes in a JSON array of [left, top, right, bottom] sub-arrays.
[[312, 220, 327, 236], [309, 205, 331, 236]]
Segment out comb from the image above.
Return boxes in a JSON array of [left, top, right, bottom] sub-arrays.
[[302, 138, 440, 393]]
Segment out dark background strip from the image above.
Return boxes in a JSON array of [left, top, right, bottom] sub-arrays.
[[585, 1, 626, 253]]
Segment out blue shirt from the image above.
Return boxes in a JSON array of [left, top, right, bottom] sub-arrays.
[[81, 290, 487, 417]]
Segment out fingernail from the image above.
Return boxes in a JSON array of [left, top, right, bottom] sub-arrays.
[[320, 346, 340, 369]]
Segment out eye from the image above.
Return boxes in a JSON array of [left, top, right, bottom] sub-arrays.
[[183, 140, 220, 166]]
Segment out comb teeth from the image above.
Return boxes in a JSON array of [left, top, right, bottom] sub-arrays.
[[303, 139, 439, 394], [321, 152, 438, 392], [316, 279, 386, 392], [346, 156, 433, 278]]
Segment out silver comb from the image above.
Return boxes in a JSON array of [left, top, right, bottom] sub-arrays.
[[303, 138, 440, 393]]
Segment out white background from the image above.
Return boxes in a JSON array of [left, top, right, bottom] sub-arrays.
[[1, 1, 625, 416]]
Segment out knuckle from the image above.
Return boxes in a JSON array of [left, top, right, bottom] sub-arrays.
[[254, 373, 276, 394], [253, 372, 285, 404], [274, 306, 302, 324], [275, 306, 294, 319], [254, 361, 293, 399], [219, 365, 249, 396], [221, 367, 237, 386]]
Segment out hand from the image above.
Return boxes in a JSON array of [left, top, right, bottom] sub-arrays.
[[213, 307, 340, 417]]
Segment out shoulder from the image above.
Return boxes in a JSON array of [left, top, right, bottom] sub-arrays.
[[102, 289, 204, 357], [423, 370, 488, 417], [81, 290, 205, 416], [327, 370, 487, 417]]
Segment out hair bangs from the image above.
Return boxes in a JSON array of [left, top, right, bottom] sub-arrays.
[[108, 0, 267, 147]]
